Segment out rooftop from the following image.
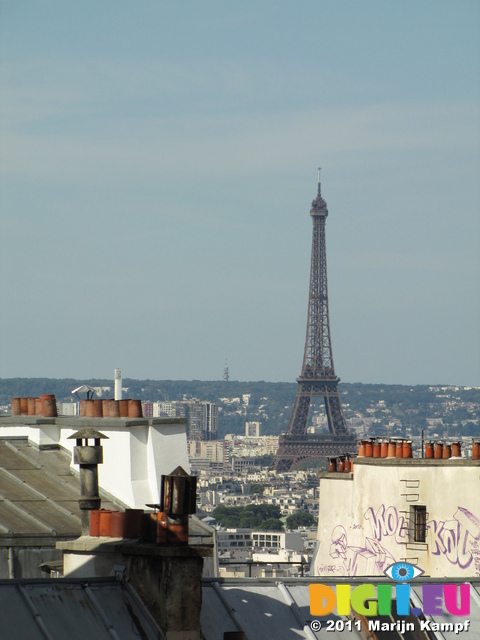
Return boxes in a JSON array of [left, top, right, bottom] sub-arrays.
[[0, 437, 124, 544], [0, 576, 163, 640], [0, 414, 187, 428], [202, 577, 480, 640], [351, 457, 480, 467]]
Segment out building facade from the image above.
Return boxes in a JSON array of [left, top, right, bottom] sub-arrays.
[[245, 421, 261, 437], [153, 401, 186, 418], [313, 457, 480, 579], [217, 529, 303, 560], [187, 400, 218, 441]]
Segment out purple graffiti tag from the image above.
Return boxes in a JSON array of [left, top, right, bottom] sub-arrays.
[[327, 524, 395, 577], [324, 505, 480, 578], [427, 506, 480, 573], [428, 518, 447, 556], [364, 504, 406, 544]]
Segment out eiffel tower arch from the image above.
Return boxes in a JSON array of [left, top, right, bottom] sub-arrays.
[[272, 171, 357, 471]]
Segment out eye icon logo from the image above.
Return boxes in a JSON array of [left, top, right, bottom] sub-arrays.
[[384, 562, 424, 582]]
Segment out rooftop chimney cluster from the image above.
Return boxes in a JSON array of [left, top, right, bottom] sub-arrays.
[[89, 467, 196, 544], [79, 398, 143, 418], [327, 437, 480, 473], [424, 440, 471, 459], [10, 395, 145, 419], [328, 455, 352, 472], [11, 395, 58, 417], [341, 437, 480, 463], [68, 428, 197, 543], [358, 437, 413, 459]]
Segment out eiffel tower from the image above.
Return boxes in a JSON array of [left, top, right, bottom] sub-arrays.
[[272, 170, 357, 471]]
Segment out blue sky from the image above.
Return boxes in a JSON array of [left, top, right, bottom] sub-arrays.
[[1, 1, 479, 385]]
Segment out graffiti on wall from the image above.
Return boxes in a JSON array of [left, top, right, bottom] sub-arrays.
[[364, 504, 407, 544], [324, 504, 480, 576], [428, 507, 480, 571], [328, 524, 395, 576]]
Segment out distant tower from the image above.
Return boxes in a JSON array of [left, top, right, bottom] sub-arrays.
[[223, 359, 229, 382], [272, 170, 356, 471], [114, 369, 122, 401]]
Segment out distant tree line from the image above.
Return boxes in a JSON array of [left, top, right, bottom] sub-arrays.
[[1, 378, 478, 438], [212, 504, 284, 531], [211, 504, 317, 531]]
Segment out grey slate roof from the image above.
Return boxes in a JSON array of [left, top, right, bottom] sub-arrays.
[[0, 438, 124, 542], [201, 579, 361, 640], [201, 578, 480, 640], [0, 577, 164, 640]]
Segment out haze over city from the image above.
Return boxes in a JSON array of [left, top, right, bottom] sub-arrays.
[[1, 1, 479, 386]]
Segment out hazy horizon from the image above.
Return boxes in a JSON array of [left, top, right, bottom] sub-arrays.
[[1, 375, 477, 389]]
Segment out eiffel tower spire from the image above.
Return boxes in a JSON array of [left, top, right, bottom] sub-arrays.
[[313, 167, 326, 204]]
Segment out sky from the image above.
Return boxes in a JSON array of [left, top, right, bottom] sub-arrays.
[[1, 1, 479, 386]]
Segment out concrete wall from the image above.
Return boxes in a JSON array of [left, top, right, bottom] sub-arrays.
[[313, 458, 480, 579]]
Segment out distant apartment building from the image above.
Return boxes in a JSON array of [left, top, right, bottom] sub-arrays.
[[251, 531, 303, 553], [230, 456, 258, 474], [58, 402, 80, 416], [187, 400, 218, 441], [153, 401, 186, 418], [204, 402, 218, 440], [217, 530, 253, 563], [142, 401, 153, 417], [216, 529, 303, 560], [189, 440, 226, 472], [245, 421, 261, 437], [225, 434, 279, 459], [252, 547, 306, 571]]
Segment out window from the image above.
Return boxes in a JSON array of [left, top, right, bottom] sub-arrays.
[[412, 505, 427, 542]]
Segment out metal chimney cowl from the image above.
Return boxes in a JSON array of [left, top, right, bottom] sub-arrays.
[[68, 428, 108, 533], [160, 466, 197, 516]]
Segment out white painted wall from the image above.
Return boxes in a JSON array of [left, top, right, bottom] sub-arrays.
[[58, 421, 190, 508], [313, 459, 480, 579]]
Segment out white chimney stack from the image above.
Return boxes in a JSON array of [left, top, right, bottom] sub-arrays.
[[114, 368, 122, 400]]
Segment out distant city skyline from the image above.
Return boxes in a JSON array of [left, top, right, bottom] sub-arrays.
[[1, 1, 479, 386]]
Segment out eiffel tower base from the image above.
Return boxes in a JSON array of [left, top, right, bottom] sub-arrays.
[[273, 434, 358, 472]]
